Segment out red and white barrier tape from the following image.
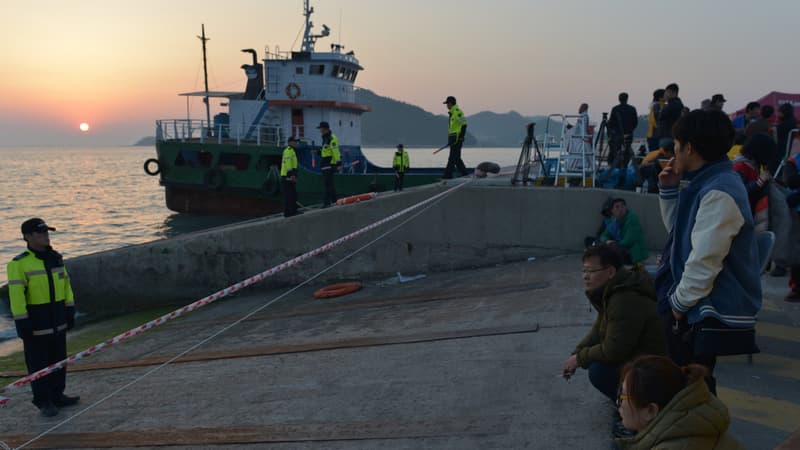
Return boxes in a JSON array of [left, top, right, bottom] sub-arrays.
[[0, 183, 465, 406]]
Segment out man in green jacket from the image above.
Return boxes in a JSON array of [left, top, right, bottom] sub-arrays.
[[599, 198, 648, 264], [562, 244, 666, 401], [7, 218, 80, 417]]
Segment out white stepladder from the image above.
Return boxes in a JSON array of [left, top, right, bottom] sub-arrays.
[[547, 114, 596, 187]]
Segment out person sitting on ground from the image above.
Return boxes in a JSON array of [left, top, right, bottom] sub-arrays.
[[615, 355, 744, 449], [562, 245, 666, 403], [732, 134, 777, 232], [639, 141, 675, 193], [585, 198, 615, 248], [598, 198, 648, 264]]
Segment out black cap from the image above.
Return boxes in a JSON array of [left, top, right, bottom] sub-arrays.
[[287, 136, 299, 142], [21, 218, 55, 235], [316, 121, 330, 129], [396, 144, 404, 148], [712, 94, 726, 103], [443, 96, 456, 104]]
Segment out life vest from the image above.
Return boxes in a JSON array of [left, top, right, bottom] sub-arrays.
[[321, 133, 341, 166], [392, 150, 409, 172], [280, 146, 298, 177], [7, 249, 74, 335], [448, 105, 467, 139]]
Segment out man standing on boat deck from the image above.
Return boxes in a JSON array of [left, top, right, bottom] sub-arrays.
[[317, 121, 341, 207], [443, 96, 469, 179], [7, 218, 80, 417], [281, 136, 301, 217], [393, 144, 410, 191]]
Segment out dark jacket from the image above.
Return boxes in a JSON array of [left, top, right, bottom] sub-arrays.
[[609, 103, 639, 136], [574, 268, 666, 368], [657, 97, 684, 138], [616, 380, 744, 450]]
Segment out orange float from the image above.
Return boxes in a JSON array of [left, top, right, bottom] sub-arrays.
[[313, 282, 362, 299], [336, 192, 376, 205]]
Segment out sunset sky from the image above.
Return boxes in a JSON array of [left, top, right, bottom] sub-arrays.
[[2, 0, 798, 146]]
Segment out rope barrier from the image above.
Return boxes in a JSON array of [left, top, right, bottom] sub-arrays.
[[0, 182, 467, 408], [9, 180, 467, 449]]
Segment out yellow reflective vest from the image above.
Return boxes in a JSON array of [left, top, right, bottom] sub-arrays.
[[281, 146, 298, 177], [7, 249, 75, 335], [392, 150, 410, 173], [448, 105, 467, 140], [320, 133, 341, 166]]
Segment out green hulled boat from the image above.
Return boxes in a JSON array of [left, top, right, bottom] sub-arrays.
[[145, 0, 443, 216]]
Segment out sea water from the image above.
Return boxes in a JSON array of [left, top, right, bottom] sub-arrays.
[[0, 146, 521, 340]]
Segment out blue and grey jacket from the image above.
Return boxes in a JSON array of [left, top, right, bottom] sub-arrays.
[[659, 158, 761, 327]]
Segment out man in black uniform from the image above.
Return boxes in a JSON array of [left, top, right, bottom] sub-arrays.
[[7, 218, 79, 416], [607, 92, 638, 185]]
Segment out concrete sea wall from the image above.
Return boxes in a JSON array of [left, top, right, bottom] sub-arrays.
[[68, 182, 668, 316]]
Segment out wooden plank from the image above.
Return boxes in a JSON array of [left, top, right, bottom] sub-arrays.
[[67, 323, 540, 372], [0, 415, 512, 448]]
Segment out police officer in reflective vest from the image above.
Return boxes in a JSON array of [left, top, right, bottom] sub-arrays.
[[7, 218, 80, 416], [317, 121, 341, 207], [393, 144, 410, 191], [281, 136, 300, 217], [443, 96, 469, 179]]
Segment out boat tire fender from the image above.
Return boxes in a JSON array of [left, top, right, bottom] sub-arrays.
[[144, 158, 160, 176], [204, 168, 226, 191], [313, 282, 362, 299]]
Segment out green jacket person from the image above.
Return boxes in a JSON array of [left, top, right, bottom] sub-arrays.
[[281, 136, 300, 217], [7, 218, 80, 416], [392, 144, 410, 191]]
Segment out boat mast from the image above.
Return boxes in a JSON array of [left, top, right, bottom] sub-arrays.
[[198, 24, 211, 131], [300, 0, 329, 53]]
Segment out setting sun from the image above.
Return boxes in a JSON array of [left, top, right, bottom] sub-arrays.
[[79, 122, 90, 132]]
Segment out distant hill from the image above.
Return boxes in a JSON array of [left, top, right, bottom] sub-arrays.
[[357, 88, 548, 147], [136, 91, 649, 147], [134, 136, 155, 146]]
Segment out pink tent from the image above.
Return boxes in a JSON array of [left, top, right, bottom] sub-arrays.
[[729, 91, 800, 124]]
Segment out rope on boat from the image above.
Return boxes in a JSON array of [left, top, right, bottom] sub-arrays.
[[0, 181, 468, 411]]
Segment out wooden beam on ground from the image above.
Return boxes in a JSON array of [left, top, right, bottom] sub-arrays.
[[0, 415, 512, 448]]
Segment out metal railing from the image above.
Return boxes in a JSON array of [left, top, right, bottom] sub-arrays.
[[155, 119, 283, 146]]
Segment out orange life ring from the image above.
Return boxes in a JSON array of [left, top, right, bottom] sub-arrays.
[[336, 192, 376, 206], [313, 282, 362, 299], [285, 82, 301, 100]]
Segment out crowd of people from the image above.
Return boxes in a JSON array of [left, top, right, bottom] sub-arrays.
[[566, 105, 792, 448]]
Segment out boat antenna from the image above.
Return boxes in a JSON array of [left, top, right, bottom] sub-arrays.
[[198, 24, 211, 132], [301, 0, 329, 52]]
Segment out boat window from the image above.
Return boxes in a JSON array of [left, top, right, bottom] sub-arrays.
[[174, 150, 212, 168], [295, 67, 304, 75], [338, 66, 347, 79], [330, 65, 339, 78], [310, 64, 325, 75], [217, 152, 251, 171], [351, 71, 358, 82]]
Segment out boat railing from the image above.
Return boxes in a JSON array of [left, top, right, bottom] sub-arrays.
[[156, 119, 283, 146]]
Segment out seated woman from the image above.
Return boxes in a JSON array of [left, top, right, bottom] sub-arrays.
[[616, 355, 744, 449], [562, 245, 665, 402]]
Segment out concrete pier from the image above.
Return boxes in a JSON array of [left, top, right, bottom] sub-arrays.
[[67, 181, 667, 316]]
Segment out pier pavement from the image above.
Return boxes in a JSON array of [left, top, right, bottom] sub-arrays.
[[0, 256, 798, 449]]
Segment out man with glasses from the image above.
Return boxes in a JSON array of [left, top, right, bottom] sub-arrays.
[[7, 218, 79, 416], [562, 245, 665, 401]]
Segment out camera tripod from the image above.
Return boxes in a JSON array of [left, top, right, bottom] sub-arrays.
[[512, 123, 546, 186]]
